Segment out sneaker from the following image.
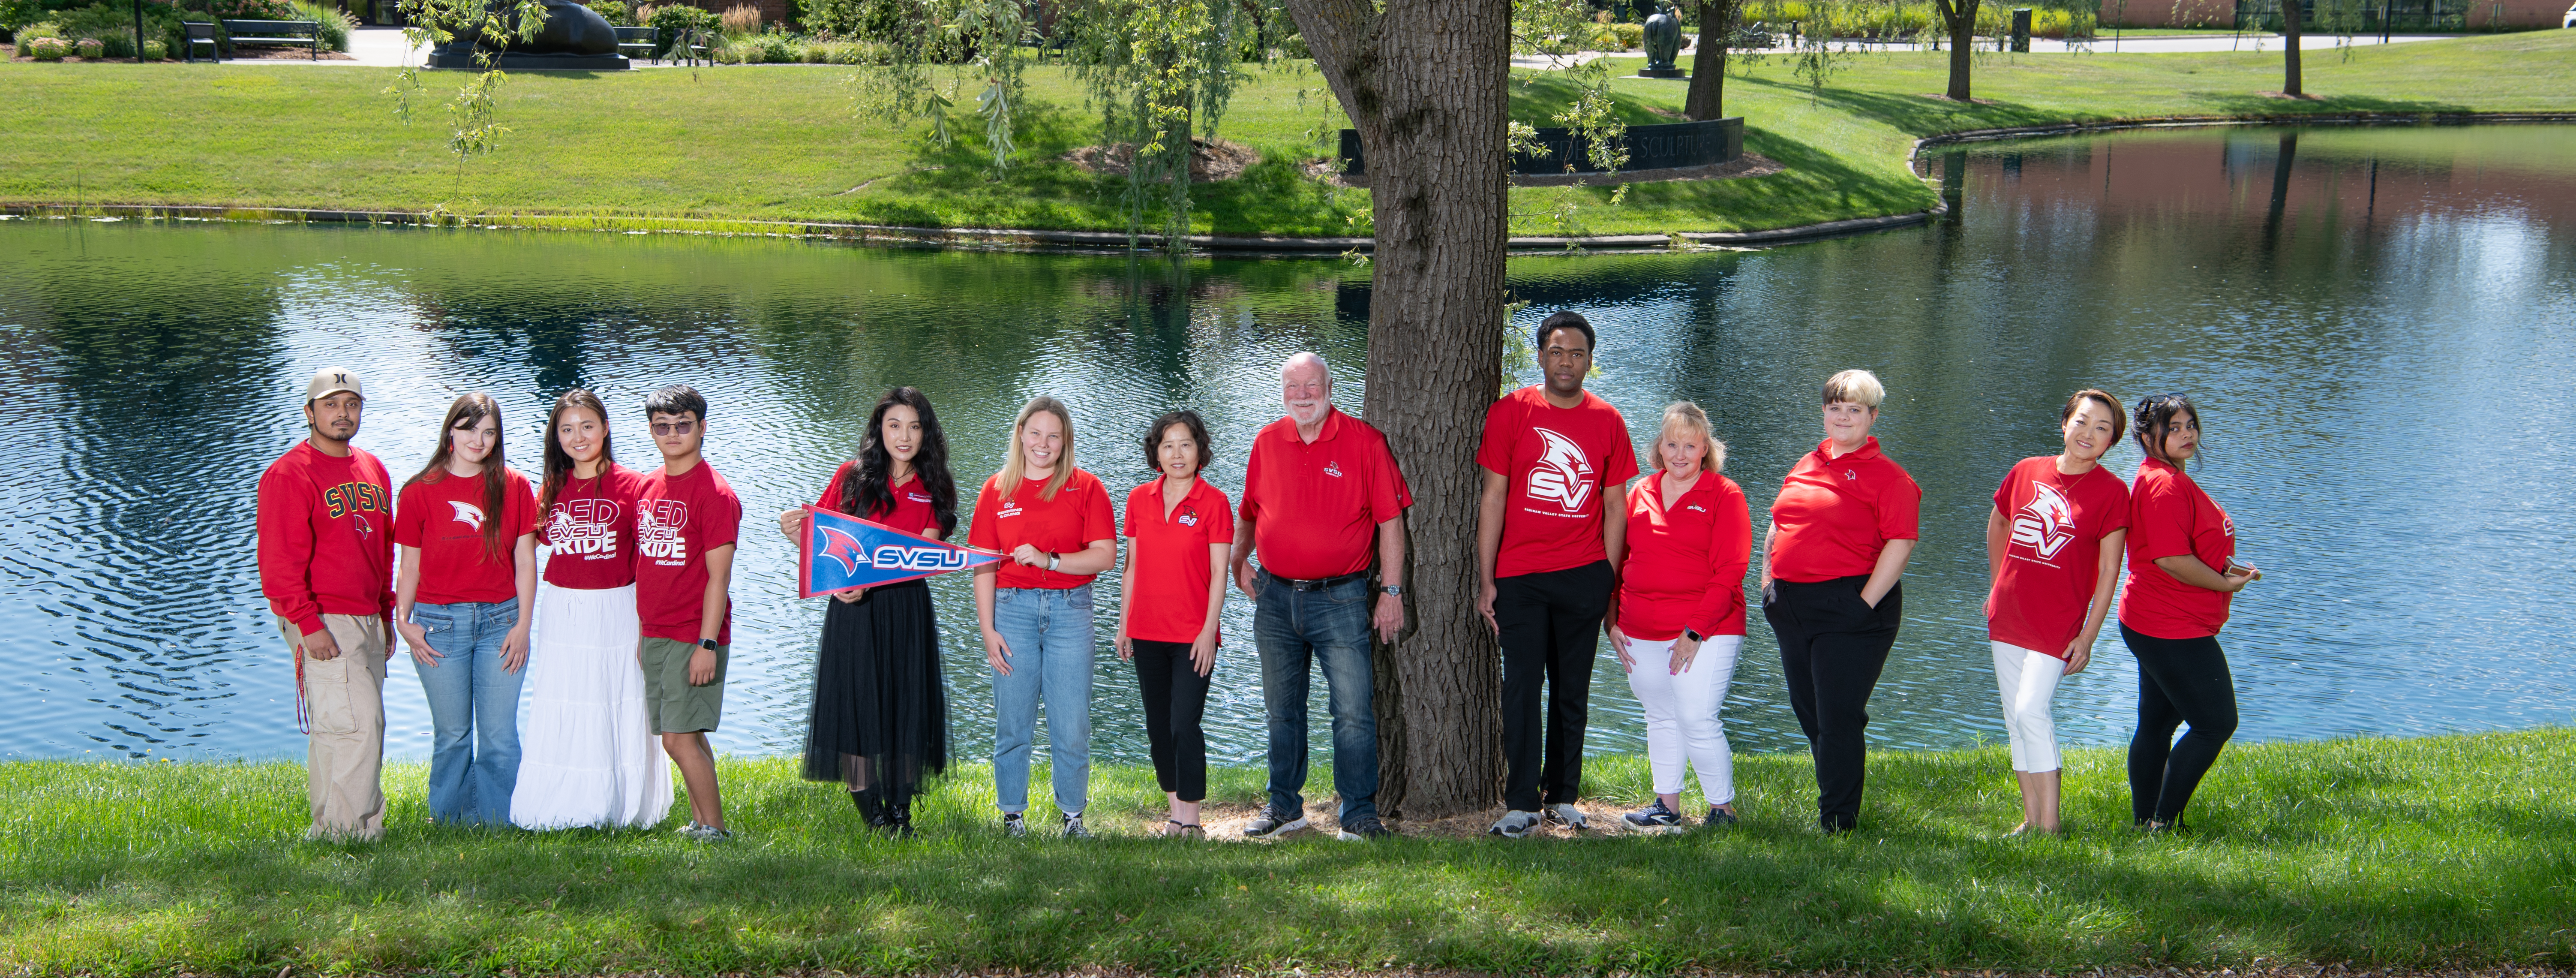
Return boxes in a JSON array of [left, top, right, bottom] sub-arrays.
[[1335, 816, 1393, 840], [1060, 812, 1091, 840], [1488, 809, 1542, 838], [1000, 812, 1028, 838], [1243, 803, 1308, 840], [1545, 803, 1589, 831], [684, 823, 733, 843], [1621, 800, 1683, 833], [1702, 806, 1740, 828]]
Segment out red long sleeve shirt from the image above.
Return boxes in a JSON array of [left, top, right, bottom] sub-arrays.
[[256, 440, 396, 635]]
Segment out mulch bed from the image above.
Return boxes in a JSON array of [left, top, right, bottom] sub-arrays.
[[1067, 138, 1261, 182], [1318, 152, 1784, 189], [5, 45, 357, 62]]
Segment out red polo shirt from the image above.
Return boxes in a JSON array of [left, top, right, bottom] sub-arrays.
[[1768, 436, 1921, 583], [394, 467, 540, 606], [1238, 408, 1413, 581], [2120, 457, 2237, 640], [967, 468, 1116, 590], [815, 460, 942, 538], [1122, 476, 1235, 643], [1477, 387, 1639, 578], [1986, 456, 2131, 656], [541, 464, 643, 590], [1617, 470, 1753, 641]]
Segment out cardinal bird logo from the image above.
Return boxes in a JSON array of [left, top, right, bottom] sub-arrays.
[[1524, 427, 1596, 513], [2010, 482, 2081, 561], [448, 500, 487, 531], [818, 525, 870, 575]]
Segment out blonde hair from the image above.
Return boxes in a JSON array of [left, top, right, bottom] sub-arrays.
[[1659, 401, 1727, 474], [1822, 369, 1885, 409], [999, 395, 1076, 501]]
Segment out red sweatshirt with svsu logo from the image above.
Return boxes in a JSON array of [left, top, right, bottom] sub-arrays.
[[256, 440, 396, 636]]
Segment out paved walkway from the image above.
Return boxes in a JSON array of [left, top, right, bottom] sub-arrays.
[[1514, 31, 2453, 69]]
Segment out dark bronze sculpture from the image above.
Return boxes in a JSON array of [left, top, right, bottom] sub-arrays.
[[1640, 2, 1686, 78], [427, 0, 627, 69]]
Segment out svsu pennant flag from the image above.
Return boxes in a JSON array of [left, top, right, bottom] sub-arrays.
[[798, 505, 1002, 598]]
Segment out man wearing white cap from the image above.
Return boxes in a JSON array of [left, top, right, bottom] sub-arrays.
[[257, 367, 396, 840]]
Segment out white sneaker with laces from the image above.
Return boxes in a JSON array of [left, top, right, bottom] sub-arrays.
[[1489, 809, 1542, 838], [1545, 803, 1589, 830]]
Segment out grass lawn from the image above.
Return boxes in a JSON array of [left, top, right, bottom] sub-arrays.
[[3, 729, 2572, 975], [0, 30, 2572, 238]]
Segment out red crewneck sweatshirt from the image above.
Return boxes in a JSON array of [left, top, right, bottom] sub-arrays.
[[257, 440, 396, 635]]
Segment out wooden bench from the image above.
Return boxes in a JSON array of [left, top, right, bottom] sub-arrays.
[[612, 25, 656, 60], [219, 18, 322, 59]]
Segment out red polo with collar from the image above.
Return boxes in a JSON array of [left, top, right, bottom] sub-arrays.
[[1122, 476, 1235, 643], [1617, 470, 1753, 640], [1239, 407, 1413, 581], [1768, 436, 1921, 583]]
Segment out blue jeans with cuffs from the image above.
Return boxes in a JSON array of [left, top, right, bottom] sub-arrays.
[[990, 584, 1095, 815]]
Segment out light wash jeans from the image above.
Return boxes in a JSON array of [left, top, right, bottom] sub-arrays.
[[990, 584, 1094, 815], [410, 598, 524, 826]]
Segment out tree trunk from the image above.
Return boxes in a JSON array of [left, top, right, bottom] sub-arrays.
[[1941, 0, 1977, 100], [1279, 0, 1510, 822], [1684, 0, 1734, 120], [2281, 0, 2303, 96]]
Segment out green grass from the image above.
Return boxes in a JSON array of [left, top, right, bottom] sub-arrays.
[[1, 30, 2572, 237], [5, 729, 2573, 975]]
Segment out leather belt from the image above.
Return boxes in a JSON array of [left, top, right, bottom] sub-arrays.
[[1265, 570, 1367, 592]]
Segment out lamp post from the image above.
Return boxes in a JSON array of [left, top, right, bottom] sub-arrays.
[[134, 0, 145, 60]]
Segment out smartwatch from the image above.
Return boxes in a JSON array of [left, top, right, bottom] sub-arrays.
[[1683, 629, 1705, 643], [1046, 552, 1060, 572], [1381, 585, 1406, 596], [700, 638, 718, 651]]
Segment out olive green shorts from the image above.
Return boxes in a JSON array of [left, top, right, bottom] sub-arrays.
[[639, 636, 728, 734]]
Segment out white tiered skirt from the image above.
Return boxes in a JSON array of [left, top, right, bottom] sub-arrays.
[[509, 582, 674, 829]]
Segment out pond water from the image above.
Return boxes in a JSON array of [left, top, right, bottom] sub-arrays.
[[6, 123, 2573, 768]]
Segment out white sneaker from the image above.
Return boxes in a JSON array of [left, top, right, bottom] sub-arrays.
[[1545, 803, 1589, 830], [1489, 809, 1542, 838]]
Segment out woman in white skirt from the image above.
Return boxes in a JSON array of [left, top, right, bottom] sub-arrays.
[[510, 388, 674, 829], [1608, 402, 1754, 832]]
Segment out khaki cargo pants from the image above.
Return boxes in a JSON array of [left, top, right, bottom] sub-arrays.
[[276, 614, 390, 841]]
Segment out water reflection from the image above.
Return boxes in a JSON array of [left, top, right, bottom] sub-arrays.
[[3, 123, 2571, 767]]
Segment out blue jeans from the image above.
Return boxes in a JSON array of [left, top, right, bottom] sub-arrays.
[[991, 585, 1094, 815], [410, 599, 524, 826], [1255, 572, 1378, 822]]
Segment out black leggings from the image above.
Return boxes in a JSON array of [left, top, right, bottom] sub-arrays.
[[1132, 638, 1211, 803], [2120, 624, 2239, 825]]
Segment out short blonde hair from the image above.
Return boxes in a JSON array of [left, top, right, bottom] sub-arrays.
[[1822, 369, 1885, 409], [1658, 401, 1727, 475]]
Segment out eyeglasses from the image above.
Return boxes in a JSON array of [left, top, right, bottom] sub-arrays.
[[651, 421, 698, 436]]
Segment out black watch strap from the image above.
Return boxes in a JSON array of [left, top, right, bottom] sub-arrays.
[[700, 638, 719, 650], [1683, 629, 1705, 643]]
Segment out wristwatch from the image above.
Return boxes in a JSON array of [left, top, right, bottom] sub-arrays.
[[1683, 629, 1704, 643], [700, 638, 718, 651], [1046, 552, 1060, 572], [1381, 585, 1406, 596]]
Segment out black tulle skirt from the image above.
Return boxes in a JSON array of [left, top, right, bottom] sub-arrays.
[[801, 579, 948, 805]]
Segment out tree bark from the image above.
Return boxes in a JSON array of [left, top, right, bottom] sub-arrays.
[[1683, 0, 1734, 120], [2281, 0, 2303, 96], [1279, 0, 1510, 821], [1937, 0, 1979, 100]]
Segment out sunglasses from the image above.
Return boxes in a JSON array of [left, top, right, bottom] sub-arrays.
[[651, 421, 698, 436]]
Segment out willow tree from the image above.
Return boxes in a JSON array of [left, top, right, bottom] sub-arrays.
[[1279, 0, 1513, 820], [1057, 0, 1253, 250]]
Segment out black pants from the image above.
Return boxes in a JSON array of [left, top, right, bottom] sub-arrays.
[[2121, 624, 2238, 825], [1763, 575, 1902, 831], [1495, 560, 1614, 812], [1132, 638, 1212, 803]]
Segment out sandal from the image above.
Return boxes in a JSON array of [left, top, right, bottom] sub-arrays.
[[1164, 819, 1204, 839]]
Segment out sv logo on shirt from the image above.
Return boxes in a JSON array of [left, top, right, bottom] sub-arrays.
[[448, 501, 487, 531], [549, 499, 622, 557], [1323, 461, 1345, 478], [638, 500, 691, 560], [2010, 482, 2079, 561], [1524, 428, 1596, 513], [1177, 506, 1199, 527]]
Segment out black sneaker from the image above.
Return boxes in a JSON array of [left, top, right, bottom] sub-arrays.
[[1000, 812, 1028, 838], [1621, 800, 1683, 833], [1243, 803, 1308, 839], [1702, 805, 1740, 828], [887, 802, 914, 839], [1060, 812, 1091, 840], [1335, 816, 1393, 840]]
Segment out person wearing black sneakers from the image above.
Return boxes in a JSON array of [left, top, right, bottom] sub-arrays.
[[1611, 403, 1751, 834]]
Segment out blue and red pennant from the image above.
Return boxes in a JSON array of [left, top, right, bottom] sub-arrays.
[[798, 505, 1003, 598]]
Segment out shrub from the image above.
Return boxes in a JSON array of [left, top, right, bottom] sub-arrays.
[[51, 2, 191, 54], [587, 0, 632, 24], [204, 0, 298, 18], [73, 33, 97, 54], [141, 36, 162, 57], [27, 32, 67, 55], [288, 0, 351, 49], [647, 2, 717, 54], [718, 1, 754, 33], [2, 0, 45, 37]]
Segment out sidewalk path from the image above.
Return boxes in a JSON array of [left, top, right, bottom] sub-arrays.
[[1516, 31, 2456, 69]]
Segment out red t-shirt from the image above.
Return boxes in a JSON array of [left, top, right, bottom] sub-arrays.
[[1616, 471, 1752, 641], [1122, 477, 1236, 643], [815, 460, 942, 539], [1477, 387, 1640, 578], [393, 467, 539, 606], [541, 464, 644, 590], [1986, 456, 2131, 656], [967, 468, 1116, 590], [256, 441, 396, 635], [1767, 437, 1921, 583], [634, 461, 743, 645], [1238, 408, 1413, 580], [2120, 458, 2237, 640]]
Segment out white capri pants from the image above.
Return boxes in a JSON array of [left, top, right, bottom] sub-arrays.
[[1623, 634, 1742, 806], [1991, 640, 2067, 773]]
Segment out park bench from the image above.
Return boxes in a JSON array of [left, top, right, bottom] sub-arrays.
[[612, 25, 656, 60], [182, 21, 221, 61], [219, 18, 322, 59]]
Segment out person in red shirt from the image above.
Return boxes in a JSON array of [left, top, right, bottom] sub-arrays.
[[1983, 388, 2131, 836], [1228, 352, 1410, 842], [1760, 368, 1920, 834], [776, 386, 958, 837], [969, 396, 1117, 839], [633, 384, 742, 842], [509, 388, 672, 831], [1114, 410, 1233, 838], [2120, 393, 2258, 831], [257, 367, 394, 841], [392, 392, 541, 827], [1476, 311, 1638, 837], [1608, 402, 1751, 833]]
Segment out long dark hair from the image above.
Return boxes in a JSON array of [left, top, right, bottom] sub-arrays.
[[407, 392, 511, 557], [839, 386, 958, 536], [2133, 393, 2198, 470], [539, 388, 615, 515]]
